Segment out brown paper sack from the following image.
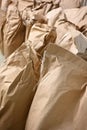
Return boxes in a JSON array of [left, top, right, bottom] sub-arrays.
[[3, 3, 25, 58], [25, 44, 87, 130], [0, 41, 40, 130]]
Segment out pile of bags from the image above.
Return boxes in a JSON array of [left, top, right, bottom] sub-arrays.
[[0, 0, 87, 130]]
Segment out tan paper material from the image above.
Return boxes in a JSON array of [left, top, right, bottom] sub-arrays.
[[46, 7, 62, 26], [64, 6, 87, 28], [1, 0, 11, 11], [0, 9, 6, 49], [27, 23, 56, 53], [18, 0, 34, 11], [59, 0, 85, 9], [3, 3, 25, 57], [54, 18, 78, 54], [56, 29, 87, 55], [25, 43, 87, 130], [0, 41, 40, 130], [0, 0, 87, 129]]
